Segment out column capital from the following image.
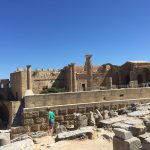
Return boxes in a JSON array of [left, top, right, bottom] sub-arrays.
[[26, 65, 31, 69]]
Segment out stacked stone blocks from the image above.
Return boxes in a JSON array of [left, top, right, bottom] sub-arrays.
[[113, 128, 142, 150]]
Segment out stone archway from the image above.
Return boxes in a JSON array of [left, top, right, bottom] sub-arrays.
[[0, 102, 9, 129]]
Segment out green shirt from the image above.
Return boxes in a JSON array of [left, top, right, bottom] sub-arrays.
[[48, 111, 55, 122]]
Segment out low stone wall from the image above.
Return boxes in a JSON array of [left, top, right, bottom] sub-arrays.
[[11, 98, 150, 139], [25, 88, 150, 108]]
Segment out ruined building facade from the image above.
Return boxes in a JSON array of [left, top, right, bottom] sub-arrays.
[[1, 55, 150, 100]]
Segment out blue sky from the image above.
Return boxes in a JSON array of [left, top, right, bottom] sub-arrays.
[[0, 0, 150, 78]]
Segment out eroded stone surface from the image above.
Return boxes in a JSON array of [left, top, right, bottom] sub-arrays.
[[0, 139, 34, 150], [113, 128, 133, 140]]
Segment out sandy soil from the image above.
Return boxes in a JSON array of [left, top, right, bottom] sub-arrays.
[[33, 129, 114, 150]]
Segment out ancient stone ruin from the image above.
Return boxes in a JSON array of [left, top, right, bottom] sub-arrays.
[[1, 55, 150, 149]]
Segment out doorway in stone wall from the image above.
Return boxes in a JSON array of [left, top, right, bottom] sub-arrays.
[[125, 75, 130, 85], [137, 74, 143, 84], [82, 84, 86, 91]]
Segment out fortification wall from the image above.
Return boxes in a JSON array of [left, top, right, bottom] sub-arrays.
[[24, 87, 150, 108]]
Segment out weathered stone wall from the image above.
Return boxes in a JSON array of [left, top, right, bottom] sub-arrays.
[[25, 88, 150, 108], [32, 69, 65, 94], [10, 72, 23, 100], [10, 69, 65, 99], [11, 98, 150, 138], [0, 101, 20, 129]]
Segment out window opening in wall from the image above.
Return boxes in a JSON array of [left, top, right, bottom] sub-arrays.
[[82, 84, 86, 91]]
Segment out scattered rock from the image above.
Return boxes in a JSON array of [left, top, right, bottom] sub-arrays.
[[55, 124, 67, 134], [74, 113, 88, 128], [89, 111, 95, 126], [28, 131, 48, 138], [0, 139, 34, 150]]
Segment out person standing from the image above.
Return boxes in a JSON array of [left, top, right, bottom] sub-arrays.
[[47, 108, 55, 136]]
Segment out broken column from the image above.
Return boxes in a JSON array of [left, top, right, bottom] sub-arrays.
[[71, 63, 77, 92], [129, 81, 138, 88], [106, 77, 112, 89], [26, 65, 32, 90], [25, 65, 34, 96], [113, 128, 141, 150], [85, 55, 93, 91], [68, 65, 73, 92]]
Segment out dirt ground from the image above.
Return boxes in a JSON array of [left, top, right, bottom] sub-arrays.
[[33, 129, 114, 150]]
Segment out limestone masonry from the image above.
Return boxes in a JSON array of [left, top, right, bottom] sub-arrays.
[[1, 54, 150, 148]]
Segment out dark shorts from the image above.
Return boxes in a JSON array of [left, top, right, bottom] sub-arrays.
[[49, 121, 54, 129]]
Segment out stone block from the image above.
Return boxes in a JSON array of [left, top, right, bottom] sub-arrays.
[[23, 111, 39, 119], [123, 118, 144, 126], [118, 104, 125, 109], [98, 116, 128, 128], [55, 126, 95, 142], [30, 124, 40, 132], [142, 137, 150, 150], [11, 126, 30, 135], [78, 107, 86, 113], [40, 123, 49, 131], [129, 125, 146, 136], [86, 107, 94, 113], [74, 115, 88, 128], [55, 116, 64, 122], [34, 117, 45, 124], [113, 128, 133, 140], [11, 134, 22, 140], [0, 133, 10, 146], [145, 121, 150, 131], [113, 136, 141, 150], [83, 113, 91, 119], [68, 108, 76, 114], [61, 121, 70, 127], [39, 111, 48, 117], [23, 118, 34, 126], [55, 125, 67, 134], [64, 114, 75, 121], [112, 122, 132, 130], [59, 109, 67, 115], [103, 110, 109, 119], [103, 106, 110, 110], [138, 132, 150, 146], [0, 139, 34, 150]]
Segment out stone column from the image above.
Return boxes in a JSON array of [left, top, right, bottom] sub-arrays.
[[106, 77, 112, 89], [26, 65, 32, 90], [68, 65, 73, 92], [71, 63, 77, 92], [85, 55, 93, 91]]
